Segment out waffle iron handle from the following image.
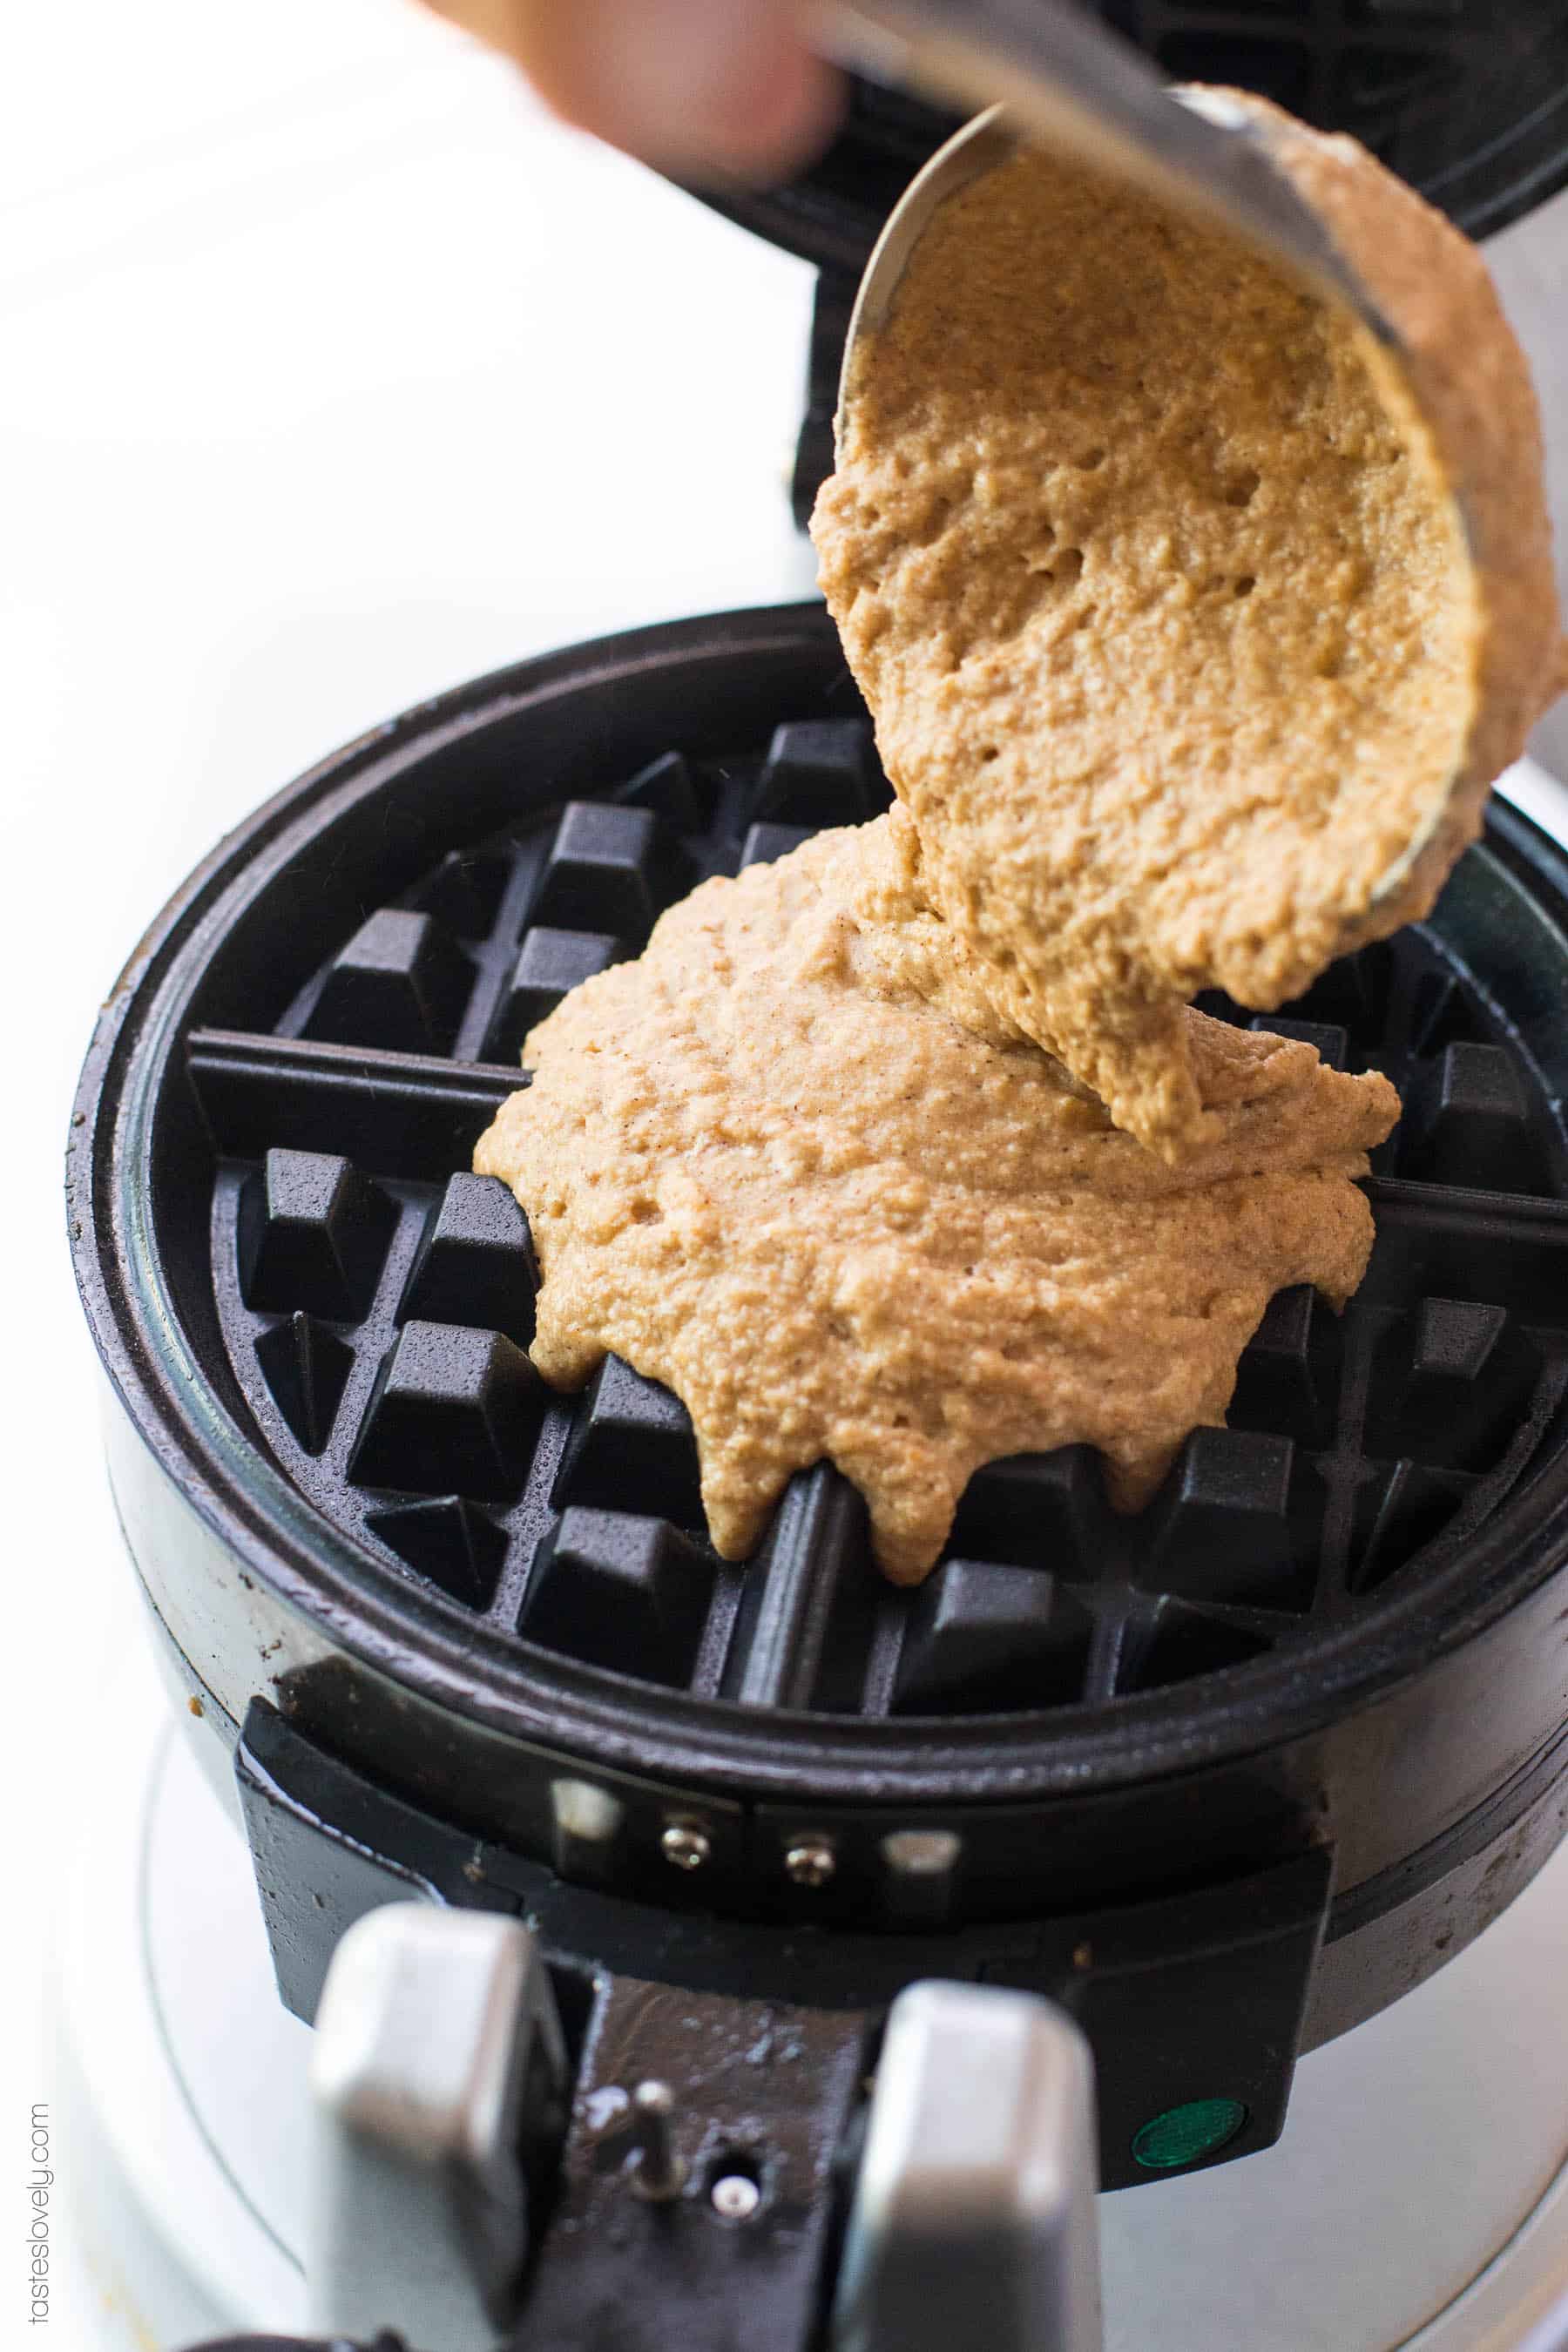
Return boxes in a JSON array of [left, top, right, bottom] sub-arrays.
[[832, 1981, 1102, 2352], [303, 1904, 569, 2352]]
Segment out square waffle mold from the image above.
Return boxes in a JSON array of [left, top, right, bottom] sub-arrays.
[[177, 632, 1568, 1737]]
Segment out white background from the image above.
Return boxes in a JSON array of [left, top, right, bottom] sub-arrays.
[[3, 3, 815, 2340], [6, 7, 1568, 2344]]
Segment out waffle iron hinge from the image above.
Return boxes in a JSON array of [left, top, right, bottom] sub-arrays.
[[235, 1694, 1335, 2193], [294, 1906, 1103, 2352]]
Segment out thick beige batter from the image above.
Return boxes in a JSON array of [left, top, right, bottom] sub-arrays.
[[476, 821, 1396, 1582], [476, 100, 1557, 1584], [814, 104, 1559, 1158]]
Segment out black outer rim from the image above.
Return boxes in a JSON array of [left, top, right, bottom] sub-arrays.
[[699, 116, 1568, 270], [693, 38, 1568, 272], [68, 600, 1568, 1809]]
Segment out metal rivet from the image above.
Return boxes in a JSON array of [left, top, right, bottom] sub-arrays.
[[661, 1821, 712, 1872], [784, 1836, 836, 1889], [551, 1777, 624, 1845], [880, 1828, 963, 1877], [711, 2173, 762, 2221]]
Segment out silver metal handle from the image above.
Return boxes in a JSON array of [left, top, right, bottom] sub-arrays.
[[831, 1980, 1103, 2352], [307, 1904, 568, 2352], [820, 0, 1384, 327]]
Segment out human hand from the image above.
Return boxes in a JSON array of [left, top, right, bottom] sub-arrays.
[[419, 0, 843, 182]]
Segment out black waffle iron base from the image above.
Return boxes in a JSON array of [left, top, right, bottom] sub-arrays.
[[71, 604, 1568, 2337]]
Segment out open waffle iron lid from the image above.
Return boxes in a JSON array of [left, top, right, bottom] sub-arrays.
[[69, 602, 1568, 1858], [706, 2, 1568, 279]]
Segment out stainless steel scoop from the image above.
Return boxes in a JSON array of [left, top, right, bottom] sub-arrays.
[[819, 0, 1397, 377], [814, 1, 1496, 931]]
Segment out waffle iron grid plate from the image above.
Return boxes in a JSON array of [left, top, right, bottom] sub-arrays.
[[70, 605, 1568, 2029], [181, 650, 1568, 1753]]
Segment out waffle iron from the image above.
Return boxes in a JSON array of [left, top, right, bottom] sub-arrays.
[[65, 9, 1568, 2347], [69, 593, 1568, 2345]]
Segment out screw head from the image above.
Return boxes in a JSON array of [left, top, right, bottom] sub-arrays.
[[711, 2173, 762, 2222], [661, 1821, 712, 1872], [784, 1836, 836, 1889]]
